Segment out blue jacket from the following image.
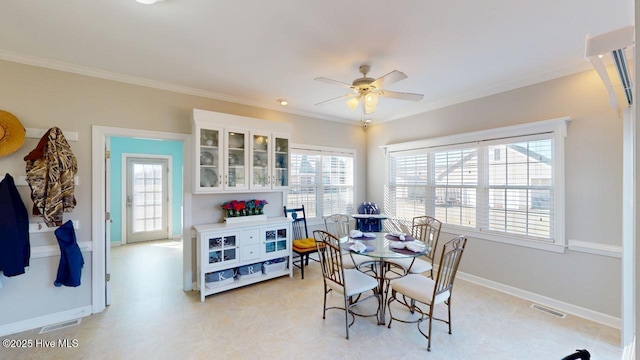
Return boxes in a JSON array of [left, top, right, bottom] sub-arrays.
[[53, 220, 84, 287], [0, 173, 30, 277]]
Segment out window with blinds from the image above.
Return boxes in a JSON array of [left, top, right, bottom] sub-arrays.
[[434, 148, 477, 227], [386, 119, 565, 248], [485, 139, 553, 239], [288, 148, 354, 218], [389, 151, 429, 219]]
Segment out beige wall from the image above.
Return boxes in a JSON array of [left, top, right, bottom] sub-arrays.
[[366, 69, 623, 317], [0, 59, 366, 329]]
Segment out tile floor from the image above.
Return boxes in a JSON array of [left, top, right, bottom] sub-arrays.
[[1, 240, 622, 359]]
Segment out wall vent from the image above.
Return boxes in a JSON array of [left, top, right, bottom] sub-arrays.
[[530, 304, 566, 319], [39, 318, 81, 334]]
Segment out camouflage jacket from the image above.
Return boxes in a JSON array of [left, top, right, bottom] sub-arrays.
[[24, 127, 77, 227]]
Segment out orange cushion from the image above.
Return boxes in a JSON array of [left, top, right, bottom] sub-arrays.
[[293, 238, 316, 249]]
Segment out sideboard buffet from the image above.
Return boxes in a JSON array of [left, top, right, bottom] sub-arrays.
[[194, 217, 292, 301]]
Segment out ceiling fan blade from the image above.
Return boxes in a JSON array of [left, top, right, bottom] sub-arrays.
[[315, 93, 352, 106], [379, 90, 424, 102], [370, 70, 407, 89], [314, 77, 353, 89]]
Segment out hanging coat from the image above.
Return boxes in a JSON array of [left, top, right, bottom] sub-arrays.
[[53, 220, 84, 287], [24, 127, 77, 227], [0, 173, 30, 277]]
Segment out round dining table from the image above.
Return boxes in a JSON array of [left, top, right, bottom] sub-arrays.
[[341, 232, 430, 325]]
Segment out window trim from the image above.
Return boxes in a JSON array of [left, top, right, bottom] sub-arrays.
[[382, 117, 569, 253], [290, 143, 357, 226]]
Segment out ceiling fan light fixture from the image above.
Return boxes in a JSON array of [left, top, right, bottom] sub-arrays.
[[364, 92, 378, 106], [346, 97, 359, 111]]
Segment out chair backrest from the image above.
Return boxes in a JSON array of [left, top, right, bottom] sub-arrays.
[[324, 214, 350, 239], [412, 216, 442, 261], [433, 235, 467, 299], [313, 230, 345, 288], [284, 205, 310, 240]]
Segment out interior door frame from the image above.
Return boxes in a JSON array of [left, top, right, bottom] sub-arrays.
[[92, 126, 191, 314], [122, 154, 172, 244]]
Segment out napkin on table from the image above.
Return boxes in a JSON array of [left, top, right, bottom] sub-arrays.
[[350, 230, 363, 238], [350, 241, 367, 253], [405, 242, 426, 253], [362, 232, 376, 238], [389, 241, 405, 249]]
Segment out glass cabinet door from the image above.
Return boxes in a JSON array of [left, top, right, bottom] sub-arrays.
[[197, 127, 223, 193], [207, 234, 238, 266], [225, 130, 248, 190], [273, 136, 289, 188], [250, 133, 270, 189], [262, 227, 288, 256]]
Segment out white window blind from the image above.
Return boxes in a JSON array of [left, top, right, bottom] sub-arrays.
[[484, 138, 553, 240], [389, 151, 429, 219], [321, 155, 354, 216], [288, 152, 320, 217], [433, 147, 477, 228], [288, 147, 355, 218], [384, 118, 567, 250]]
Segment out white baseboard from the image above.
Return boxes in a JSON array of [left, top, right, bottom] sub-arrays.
[[457, 271, 621, 329], [0, 306, 92, 337]]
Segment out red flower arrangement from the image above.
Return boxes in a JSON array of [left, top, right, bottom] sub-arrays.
[[222, 199, 267, 217]]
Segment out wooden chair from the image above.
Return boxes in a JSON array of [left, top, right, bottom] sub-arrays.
[[387, 235, 468, 351], [284, 205, 319, 279], [323, 214, 373, 270], [313, 230, 380, 339], [387, 215, 442, 277]]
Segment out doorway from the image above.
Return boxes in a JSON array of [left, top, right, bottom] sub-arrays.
[[124, 156, 170, 243], [91, 126, 191, 314]]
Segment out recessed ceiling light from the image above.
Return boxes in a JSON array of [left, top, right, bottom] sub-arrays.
[[136, 0, 159, 4], [277, 99, 288, 106]]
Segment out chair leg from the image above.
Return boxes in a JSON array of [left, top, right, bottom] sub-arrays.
[[447, 298, 452, 334], [322, 284, 328, 319], [301, 255, 305, 279], [387, 290, 396, 328], [344, 296, 350, 339], [427, 305, 434, 352]]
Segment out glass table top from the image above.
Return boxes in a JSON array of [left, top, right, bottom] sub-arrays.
[[340, 232, 430, 259]]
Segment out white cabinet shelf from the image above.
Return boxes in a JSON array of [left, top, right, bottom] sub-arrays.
[[194, 217, 292, 301]]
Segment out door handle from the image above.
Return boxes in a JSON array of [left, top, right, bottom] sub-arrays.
[[126, 195, 133, 208]]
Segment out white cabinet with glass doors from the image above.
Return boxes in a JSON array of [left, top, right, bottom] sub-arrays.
[[192, 109, 291, 194], [250, 132, 290, 190], [194, 217, 292, 301]]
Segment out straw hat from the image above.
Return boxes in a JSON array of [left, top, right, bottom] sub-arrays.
[[0, 110, 26, 157]]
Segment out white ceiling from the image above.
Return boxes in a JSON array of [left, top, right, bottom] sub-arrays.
[[0, 0, 633, 125]]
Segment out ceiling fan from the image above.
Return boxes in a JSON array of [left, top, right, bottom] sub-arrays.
[[314, 64, 424, 115]]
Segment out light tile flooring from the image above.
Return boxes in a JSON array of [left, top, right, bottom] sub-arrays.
[[2, 240, 622, 359]]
